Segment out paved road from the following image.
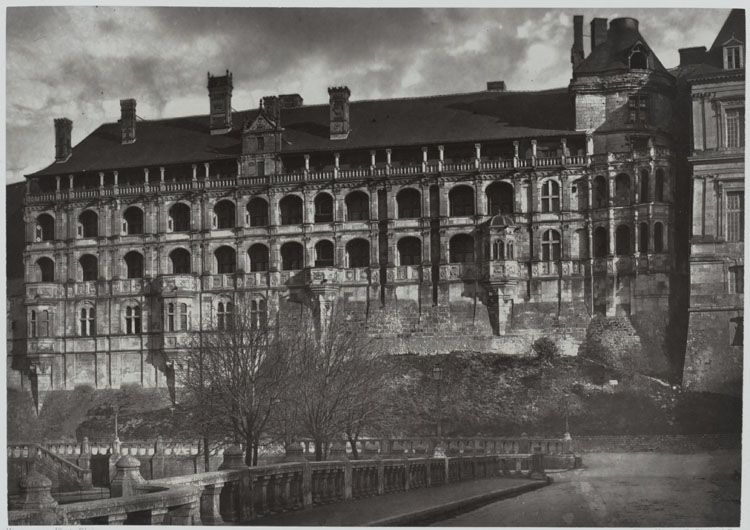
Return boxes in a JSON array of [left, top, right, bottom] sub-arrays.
[[436, 452, 741, 527]]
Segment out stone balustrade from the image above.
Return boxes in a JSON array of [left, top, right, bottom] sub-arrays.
[[25, 149, 672, 204]]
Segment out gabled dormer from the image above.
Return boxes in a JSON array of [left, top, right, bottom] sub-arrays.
[[722, 36, 744, 70], [239, 101, 284, 178], [627, 41, 651, 70]]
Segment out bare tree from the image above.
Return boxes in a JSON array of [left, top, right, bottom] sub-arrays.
[[284, 301, 387, 461], [179, 294, 289, 466]]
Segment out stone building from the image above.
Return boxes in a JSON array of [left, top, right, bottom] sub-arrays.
[[680, 9, 745, 396], [13, 16, 689, 393]]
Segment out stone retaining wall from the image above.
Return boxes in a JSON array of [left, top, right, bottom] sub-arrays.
[[573, 433, 740, 453]]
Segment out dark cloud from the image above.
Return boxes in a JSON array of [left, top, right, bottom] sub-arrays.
[[5, 6, 732, 183]]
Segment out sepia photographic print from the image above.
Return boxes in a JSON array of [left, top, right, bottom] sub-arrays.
[[3, 3, 745, 527]]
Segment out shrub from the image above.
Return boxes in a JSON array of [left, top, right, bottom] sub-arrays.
[[532, 337, 559, 363]]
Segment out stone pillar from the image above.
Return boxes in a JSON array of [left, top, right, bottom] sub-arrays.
[[268, 191, 280, 227], [344, 460, 353, 500], [19, 471, 58, 511], [368, 184, 379, 221], [151, 435, 166, 480], [285, 442, 306, 462], [200, 484, 224, 525], [529, 446, 547, 480], [302, 460, 313, 507], [218, 445, 246, 470], [110, 455, 145, 497]]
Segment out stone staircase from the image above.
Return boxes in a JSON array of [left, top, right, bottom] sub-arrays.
[[7, 443, 93, 497]]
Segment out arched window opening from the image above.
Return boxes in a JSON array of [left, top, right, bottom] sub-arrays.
[[214, 200, 236, 229], [541, 230, 561, 261], [315, 240, 334, 267], [640, 170, 650, 203], [655, 169, 665, 202], [36, 258, 54, 282], [630, 45, 648, 69], [35, 214, 55, 242], [169, 203, 191, 232], [215, 246, 236, 274], [79, 210, 98, 238], [80, 306, 95, 337], [314, 193, 334, 223], [124, 251, 144, 279], [540, 180, 560, 213], [573, 229, 588, 260], [248, 244, 269, 272], [281, 242, 304, 271], [449, 234, 475, 263], [449, 186, 475, 216], [346, 239, 370, 268], [492, 240, 505, 260], [654, 222, 664, 253], [250, 299, 267, 330], [486, 182, 514, 216], [180, 303, 188, 331], [123, 206, 144, 235], [614, 174, 631, 206], [397, 188, 421, 219], [280, 195, 303, 225], [571, 179, 587, 211], [170, 248, 191, 274], [616, 225, 631, 256], [247, 198, 269, 227], [80, 254, 98, 281], [593, 226, 608, 258], [345, 191, 369, 221], [397, 237, 422, 266], [217, 301, 234, 331], [38, 310, 50, 338], [124, 305, 141, 335], [639, 223, 650, 253], [593, 176, 608, 209]]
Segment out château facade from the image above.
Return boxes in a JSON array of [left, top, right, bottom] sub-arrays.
[[9, 13, 741, 396]]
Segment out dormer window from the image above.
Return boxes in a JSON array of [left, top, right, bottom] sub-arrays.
[[629, 43, 648, 70], [724, 45, 744, 70], [628, 95, 649, 125]]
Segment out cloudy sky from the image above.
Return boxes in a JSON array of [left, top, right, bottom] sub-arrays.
[[5, 6, 731, 183]]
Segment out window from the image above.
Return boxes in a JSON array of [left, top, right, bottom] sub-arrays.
[[80, 255, 98, 281], [249, 244, 269, 272], [281, 242, 304, 270], [346, 239, 370, 268], [486, 182, 514, 215], [449, 234, 475, 263], [492, 240, 506, 260], [124, 305, 141, 335], [247, 198, 269, 227], [614, 174, 631, 206], [725, 45, 744, 70], [314, 193, 334, 223], [257, 137, 265, 152], [654, 222, 665, 252], [727, 191, 744, 242], [78, 210, 98, 238], [170, 249, 191, 274], [280, 195, 303, 225], [541, 230, 561, 261], [540, 180, 560, 213], [169, 203, 191, 232], [166, 303, 175, 332], [593, 176, 608, 208], [640, 170, 650, 203], [397, 237, 422, 266], [616, 225, 631, 256], [655, 169, 665, 202], [257, 160, 265, 177], [397, 188, 421, 219], [214, 201, 236, 229], [29, 309, 51, 338], [315, 240, 334, 267], [215, 246, 236, 274], [628, 95, 648, 125], [629, 44, 648, 69], [729, 266, 744, 294], [639, 223, 650, 253], [180, 303, 188, 331], [36, 258, 54, 282], [726, 108, 745, 148], [123, 207, 144, 235], [217, 301, 233, 331], [80, 307, 95, 337], [593, 227, 608, 258], [731, 316, 743, 346], [165, 303, 188, 332], [35, 214, 55, 242], [345, 191, 369, 221], [124, 251, 144, 279], [250, 299, 266, 330], [449, 186, 475, 216]]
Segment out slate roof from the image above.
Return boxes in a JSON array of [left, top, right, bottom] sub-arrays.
[[29, 88, 580, 178], [573, 18, 669, 76]]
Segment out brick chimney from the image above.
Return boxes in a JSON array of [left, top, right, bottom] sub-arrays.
[[486, 80, 507, 91], [679, 46, 707, 66], [207, 70, 233, 135], [571, 15, 585, 68], [120, 99, 136, 145], [54, 118, 72, 163], [328, 86, 351, 140], [590, 18, 608, 51], [262, 96, 281, 125]]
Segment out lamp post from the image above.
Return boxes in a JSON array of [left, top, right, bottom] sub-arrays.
[[432, 365, 443, 440], [563, 393, 571, 441]]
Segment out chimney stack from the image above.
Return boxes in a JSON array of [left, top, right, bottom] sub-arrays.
[[571, 15, 585, 68], [120, 99, 136, 145], [207, 70, 233, 135], [590, 18, 608, 51], [279, 94, 304, 108], [328, 86, 351, 140], [262, 96, 281, 125], [486, 80, 507, 91], [54, 118, 72, 163], [679, 46, 708, 66]]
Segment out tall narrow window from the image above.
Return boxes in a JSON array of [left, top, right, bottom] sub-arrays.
[[36, 214, 55, 242], [727, 192, 744, 242], [30, 310, 37, 338], [80, 255, 98, 281], [166, 303, 175, 332], [616, 225, 631, 256], [314, 193, 334, 223], [628, 95, 648, 125], [726, 108, 745, 148], [640, 169, 650, 203], [79, 210, 98, 238], [80, 307, 95, 337], [124, 251, 144, 279], [250, 299, 267, 330], [36, 258, 55, 282], [725, 45, 744, 70], [639, 223, 650, 253], [179, 303, 188, 331], [123, 207, 144, 235], [124, 306, 141, 335], [654, 222, 665, 252], [217, 301, 233, 331], [541, 230, 561, 261], [729, 266, 744, 294], [540, 180, 560, 213]]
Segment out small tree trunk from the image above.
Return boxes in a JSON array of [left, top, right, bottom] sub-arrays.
[[347, 434, 359, 460], [245, 433, 254, 466], [314, 439, 324, 461], [204, 436, 210, 472], [252, 440, 259, 466]]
